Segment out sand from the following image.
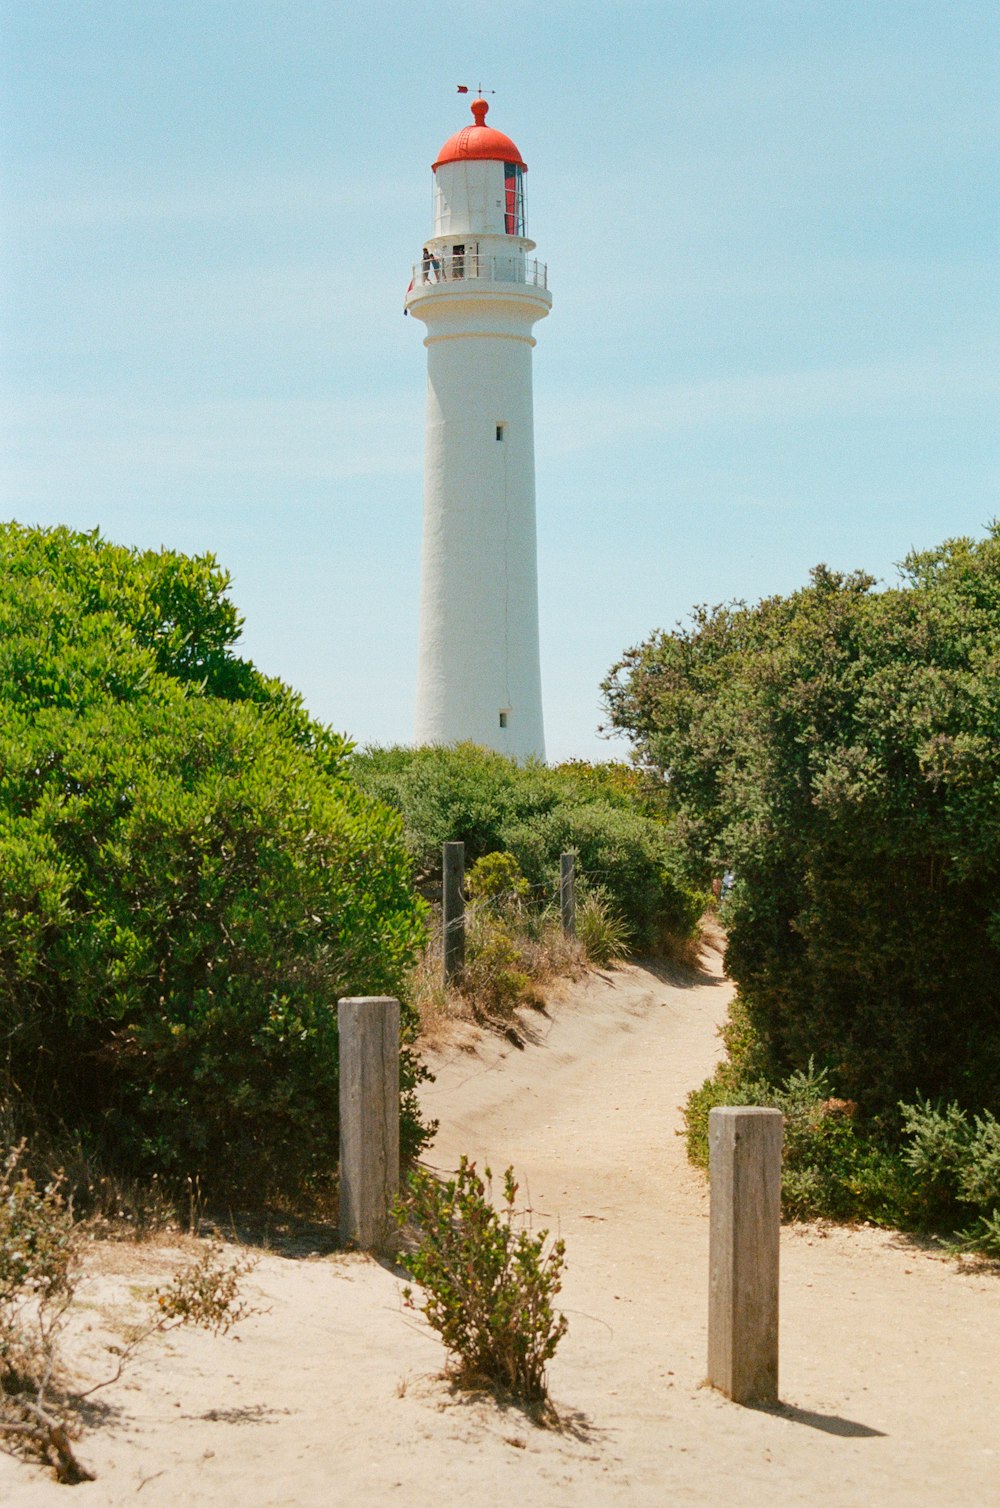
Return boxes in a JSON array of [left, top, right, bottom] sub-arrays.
[[2, 949, 998, 1505]]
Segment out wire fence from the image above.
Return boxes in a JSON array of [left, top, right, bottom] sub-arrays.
[[436, 843, 578, 983]]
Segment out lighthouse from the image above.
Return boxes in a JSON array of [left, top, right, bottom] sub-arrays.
[[406, 97, 552, 761]]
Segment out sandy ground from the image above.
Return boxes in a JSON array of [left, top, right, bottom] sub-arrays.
[[2, 949, 999, 1506]]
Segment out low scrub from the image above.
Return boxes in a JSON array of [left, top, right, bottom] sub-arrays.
[[684, 1001, 1000, 1257], [0, 1142, 254, 1482], [411, 854, 632, 1030], [401, 1157, 568, 1409], [352, 743, 705, 958], [574, 887, 632, 967]]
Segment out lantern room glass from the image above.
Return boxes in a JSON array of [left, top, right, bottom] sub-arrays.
[[504, 163, 526, 236]]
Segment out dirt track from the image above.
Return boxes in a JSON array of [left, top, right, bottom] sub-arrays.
[[2, 952, 998, 1505]]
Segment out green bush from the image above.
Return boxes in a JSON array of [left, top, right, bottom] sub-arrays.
[[604, 531, 1000, 1121], [503, 799, 702, 953], [353, 744, 704, 956], [0, 524, 427, 1204], [350, 743, 547, 876], [463, 921, 532, 1020], [402, 1156, 568, 1406], [684, 1011, 1000, 1254], [685, 1056, 913, 1227], [466, 851, 530, 908], [900, 1099, 1000, 1255]]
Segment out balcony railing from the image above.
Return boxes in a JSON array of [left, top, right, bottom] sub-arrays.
[[409, 253, 548, 291]]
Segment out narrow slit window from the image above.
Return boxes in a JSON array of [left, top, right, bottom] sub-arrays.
[[496, 423, 505, 441], [499, 710, 509, 729]]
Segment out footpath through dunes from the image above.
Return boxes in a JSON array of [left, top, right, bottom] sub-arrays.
[[420, 951, 1000, 1507], [2, 953, 999, 1506]]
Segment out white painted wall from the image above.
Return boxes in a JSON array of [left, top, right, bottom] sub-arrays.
[[433, 159, 509, 238], [407, 156, 552, 760]]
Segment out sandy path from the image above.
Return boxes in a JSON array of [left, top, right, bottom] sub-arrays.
[[2, 954, 998, 1505]]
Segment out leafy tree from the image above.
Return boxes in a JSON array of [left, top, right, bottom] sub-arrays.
[[603, 530, 1000, 1121], [0, 523, 426, 1201]]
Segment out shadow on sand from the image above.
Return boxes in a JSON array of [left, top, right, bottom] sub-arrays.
[[750, 1399, 886, 1438]]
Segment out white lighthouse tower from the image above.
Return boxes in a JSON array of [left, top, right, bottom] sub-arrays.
[[406, 97, 551, 761]]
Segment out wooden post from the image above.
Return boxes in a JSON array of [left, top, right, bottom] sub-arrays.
[[338, 996, 400, 1251], [442, 840, 465, 985], [707, 1106, 783, 1405], [560, 851, 576, 936]]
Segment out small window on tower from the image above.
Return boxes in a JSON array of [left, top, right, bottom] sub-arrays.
[[496, 423, 505, 442], [499, 710, 509, 729]]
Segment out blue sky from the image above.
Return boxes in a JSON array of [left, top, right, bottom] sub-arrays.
[[2, 1, 997, 760]]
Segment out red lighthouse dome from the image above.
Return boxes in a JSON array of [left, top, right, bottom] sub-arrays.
[[433, 98, 526, 171]]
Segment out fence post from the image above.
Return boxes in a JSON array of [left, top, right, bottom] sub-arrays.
[[707, 1106, 783, 1405], [560, 851, 576, 937], [338, 996, 400, 1251], [442, 840, 465, 985]]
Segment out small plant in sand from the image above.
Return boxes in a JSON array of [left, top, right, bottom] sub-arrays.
[[0, 1142, 255, 1483], [402, 1157, 567, 1409]]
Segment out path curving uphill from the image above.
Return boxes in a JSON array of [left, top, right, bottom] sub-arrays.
[[1, 952, 997, 1505], [420, 952, 1000, 1506]]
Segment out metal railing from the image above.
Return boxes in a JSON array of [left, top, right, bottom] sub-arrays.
[[409, 253, 548, 291]]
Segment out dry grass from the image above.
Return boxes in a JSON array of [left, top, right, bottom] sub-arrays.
[[694, 909, 727, 961], [409, 902, 714, 1046], [408, 909, 588, 1044], [405, 926, 474, 1048]]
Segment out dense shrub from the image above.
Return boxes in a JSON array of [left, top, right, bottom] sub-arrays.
[[0, 524, 427, 1203], [603, 531, 1000, 1123], [684, 1056, 913, 1227], [352, 744, 703, 955], [899, 1099, 1000, 1255], [502, 799, 700, 951], [685, 1044, 1000, 1255]]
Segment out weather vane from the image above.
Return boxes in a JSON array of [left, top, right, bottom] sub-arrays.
[[456, 84, 495, 96]]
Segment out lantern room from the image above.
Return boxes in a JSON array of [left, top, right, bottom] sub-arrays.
[[431, 98, 530, 241]]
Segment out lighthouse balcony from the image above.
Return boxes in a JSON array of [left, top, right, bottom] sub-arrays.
[[409, 253, 548, 292]]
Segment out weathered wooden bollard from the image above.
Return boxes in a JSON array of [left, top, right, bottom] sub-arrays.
[[707, 1106, 783, 1405], [338, 996, 400, 1251], [442, 840, 465, 985], [560, 851, 576, 937]]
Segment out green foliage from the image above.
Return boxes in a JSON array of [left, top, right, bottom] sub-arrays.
[[402, 1157, 568, 1405], [503, 799, 702, 952], [352, 743, 703, 954], [685, 1057, 912, 1227], [0, 524, 427, 1204], [604, 530, 1000, 1121], [463, 921, 532, 1019], [351, 743, 544, 873], [466, 851, 530, 906], [575, 887, 632, 967], [684, 1004, 1000, 1254], [900, 1099, 1000, 1255]]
